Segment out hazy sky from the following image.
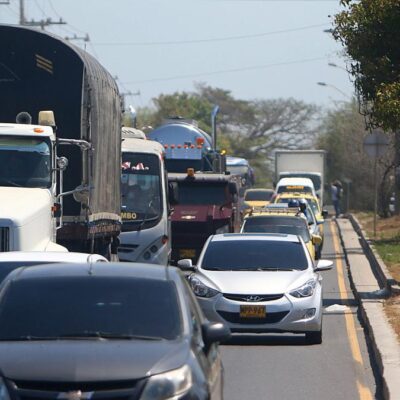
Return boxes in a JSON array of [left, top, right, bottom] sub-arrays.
[[0, 0, 354, 109]]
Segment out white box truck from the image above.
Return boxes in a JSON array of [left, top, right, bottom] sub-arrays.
[[275, 150, 326, 203]]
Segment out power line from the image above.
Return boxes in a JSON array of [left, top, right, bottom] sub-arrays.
[[94, 23, 329, 46], [123, 55, 329, 85]]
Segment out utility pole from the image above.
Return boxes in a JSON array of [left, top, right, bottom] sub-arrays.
[[19, 0, 66, 29], [65, 33, 90, 43]]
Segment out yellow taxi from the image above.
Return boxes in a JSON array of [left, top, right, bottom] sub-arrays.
[[274, 192, 327, 236], [242, 188, 275, 213], [240, 206, 322, 260]]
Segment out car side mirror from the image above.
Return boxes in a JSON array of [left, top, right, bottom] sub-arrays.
[[177, 259, 196, 271], [315, 259, 333, 272], [202, 322, 231, 350], [312, 235, 322, 246], [322, 210, 329, 218]]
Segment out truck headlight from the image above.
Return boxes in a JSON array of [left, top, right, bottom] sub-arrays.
[[189, 276, 219, 298], [289, 279, 317, 298], [140, 365, 192, 400], [0, 378, 11, 400]]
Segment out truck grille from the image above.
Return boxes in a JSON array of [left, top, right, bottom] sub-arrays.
[[9, 379, 145, 400], [0, 227, 10, 252]]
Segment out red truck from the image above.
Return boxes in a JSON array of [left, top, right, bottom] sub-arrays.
[[168, 171, 241, 263]]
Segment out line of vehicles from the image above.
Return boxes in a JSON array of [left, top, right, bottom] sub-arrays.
[[0, 25, 334, 399]]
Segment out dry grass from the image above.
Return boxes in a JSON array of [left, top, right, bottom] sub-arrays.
[[384, 296, 400, 341]]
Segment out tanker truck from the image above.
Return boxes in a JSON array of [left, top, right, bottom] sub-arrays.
[[0, 25, 121, 257]]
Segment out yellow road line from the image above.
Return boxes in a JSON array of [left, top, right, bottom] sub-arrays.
[[330, 221, 373, 400]]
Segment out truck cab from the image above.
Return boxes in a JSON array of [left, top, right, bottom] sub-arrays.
[[0, 122, 66, 252], [169, 170, 241, 263]]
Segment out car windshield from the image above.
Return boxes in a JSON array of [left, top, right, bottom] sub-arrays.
[[0, 136, 51, 188], [177, 182, 227, 205], [242, 216, 310, 242], [201, 240, 308, 271], [245, 191, 274, 201], [121, 153, 162, 222], [0, 277, 182, 341]]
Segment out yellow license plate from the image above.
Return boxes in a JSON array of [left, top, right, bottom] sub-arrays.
[[179, 249, 196, 258], [240, 305, 266, 318]]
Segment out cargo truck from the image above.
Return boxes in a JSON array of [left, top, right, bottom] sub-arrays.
[[275, 150, 326, 203], [0, 25, 121, 257]]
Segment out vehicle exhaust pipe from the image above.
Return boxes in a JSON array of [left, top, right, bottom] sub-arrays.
[[211, 105, 219, 150]]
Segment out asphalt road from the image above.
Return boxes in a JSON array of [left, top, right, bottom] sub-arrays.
[[221, 220, 380, 400]]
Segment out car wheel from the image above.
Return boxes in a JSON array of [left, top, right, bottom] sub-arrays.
[[305, 330, 322, 345]]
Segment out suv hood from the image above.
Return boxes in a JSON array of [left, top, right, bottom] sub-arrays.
[[0, 339, 188, 381], [196, 269, 313, 295]]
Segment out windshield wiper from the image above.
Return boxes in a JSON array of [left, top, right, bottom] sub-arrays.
[[204, 267, 226, 271], [57, 332, 165, 341]]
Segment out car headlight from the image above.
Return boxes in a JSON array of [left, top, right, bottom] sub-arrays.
[[0, 378, 11, 400], [189, 276, 219, 298], [140, 365, 192, 400], [289, 279, 317, 298]]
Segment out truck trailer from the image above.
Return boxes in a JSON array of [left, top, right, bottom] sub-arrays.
[[0, 25, 121, 256]]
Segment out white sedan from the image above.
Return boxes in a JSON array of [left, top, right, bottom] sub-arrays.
[[178, 233, 332, 344]]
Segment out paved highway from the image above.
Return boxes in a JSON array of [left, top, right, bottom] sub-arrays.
[[221, 220, 380, 400]]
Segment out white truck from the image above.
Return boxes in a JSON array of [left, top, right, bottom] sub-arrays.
[[274, 150, 326, 203], [118, 128, 171, 265], [0, 25, 122, 256], [0, 121, 67, 252]]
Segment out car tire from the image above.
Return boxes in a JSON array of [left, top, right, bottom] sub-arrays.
[[305, 330, 322, 345]]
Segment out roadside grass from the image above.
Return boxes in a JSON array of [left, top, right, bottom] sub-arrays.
[[355, 212, 400, 342]]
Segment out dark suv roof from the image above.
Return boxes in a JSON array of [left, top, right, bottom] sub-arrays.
[[5, 262, 180, 282]]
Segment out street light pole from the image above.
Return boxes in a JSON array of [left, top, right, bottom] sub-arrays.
[[316, 82, 351, 99]]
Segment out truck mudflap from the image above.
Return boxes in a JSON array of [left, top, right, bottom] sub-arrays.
[[57, 214, 121, 241]]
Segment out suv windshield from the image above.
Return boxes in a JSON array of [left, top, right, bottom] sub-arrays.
[[0, 136, 51, 188], [201, 240, 308, 271], [242, 216, 310, 242], [0, 277, 181, 341], [121, 153, 162, 223]]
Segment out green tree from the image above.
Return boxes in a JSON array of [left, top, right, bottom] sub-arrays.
[[334, 0, 400, 131], [317, 100, 394, 213], [137, 85, 319, 186]]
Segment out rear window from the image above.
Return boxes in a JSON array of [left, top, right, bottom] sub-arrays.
[[277, 185, 313, 194], [0, 277, 182, 341], [201, 240, 308, 271], [245, 191, 274, 201], [242, 217, 310, 242]]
